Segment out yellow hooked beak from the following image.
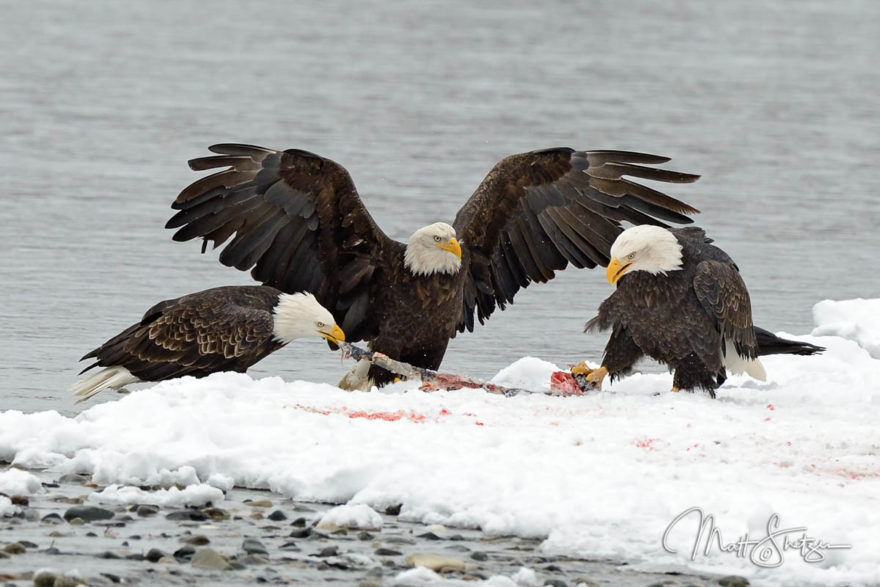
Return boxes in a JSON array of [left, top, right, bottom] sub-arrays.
[[606, 256, 633, 284], [319, 324, 346, 344], [435, 237, 462, 259]]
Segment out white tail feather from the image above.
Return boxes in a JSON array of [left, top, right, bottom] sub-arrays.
[[70, 366, 140, 404], [723, 339, 767, 381]]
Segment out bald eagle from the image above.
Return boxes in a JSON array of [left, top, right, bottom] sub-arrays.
[[166, 144, 700, 389], [71, 285, 344, 403], [581, 225, 824, 397]]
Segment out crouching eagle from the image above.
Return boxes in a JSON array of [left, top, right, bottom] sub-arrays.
[[71, 285, 344, 403], [581, 225, 823, 397], [167, 144, 701, 389]]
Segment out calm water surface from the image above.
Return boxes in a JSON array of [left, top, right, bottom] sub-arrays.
[[2, 0, 878, 414]]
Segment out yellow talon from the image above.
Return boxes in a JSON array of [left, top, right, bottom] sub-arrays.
[[571, 364, 609, 390], [586, 366, 608, 389], [570, 361, 592, 376], [671, 386, 680, 393]]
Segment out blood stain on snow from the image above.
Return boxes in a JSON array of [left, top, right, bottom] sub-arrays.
[[635, 438, 658, 450]]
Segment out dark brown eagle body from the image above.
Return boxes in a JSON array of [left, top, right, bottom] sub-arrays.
[[167, 143, 702, 386], [588, 227, 823, 396], [79, 285, 286, 382], [367, 254, 464, 384]]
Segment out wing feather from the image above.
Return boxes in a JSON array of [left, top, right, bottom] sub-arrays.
[[693, 260, 758, 358], [168, 144, 396, 342], [453, 147, 699, 330]]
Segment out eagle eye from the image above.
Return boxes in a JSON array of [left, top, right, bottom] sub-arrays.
[[433, 235, 442, 242], [316, 321, 326, 328]]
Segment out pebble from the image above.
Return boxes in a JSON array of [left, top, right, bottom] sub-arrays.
[[166, 509, 208, 521], [384, 504, 402, 516], [247, 499, 273, 508], [404, 552, 466, 573], [291, 516, 308, 527], [289, 527, 311, 538], [375, 547, 402, 556], [174, 545, 196, 561], [470, 551, 488, 561], [58, 473, 91, 484], [242, 538, 269, 555], [180, 534, 211, 545], [146, 548, 168, 563], [417, 531, 442, 540], [51, 496, 84, 504], [54, 576, 85, 587], [718, 577, 750, 587], [10, 495, 28, 506], [191, 548, 231, 570], [136, 504, 159, 517], [63, 505, 115, 522], [202, 507, 230, 520], [3, 542, 26, 554], [317, 545, 339, 557], [267, 509, 287, 521], [33, 570, 57, 587]]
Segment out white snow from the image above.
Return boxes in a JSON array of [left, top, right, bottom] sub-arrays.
[[1, 299, 879, 586], [812, 298, 880, 359], [0, 495, 17, 517], [87, 483, 224, 508], [0, 467, 42, 495], [317, 503, 383, 530]]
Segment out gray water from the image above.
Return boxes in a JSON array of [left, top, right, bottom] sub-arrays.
[[2, 0, 878, 415]]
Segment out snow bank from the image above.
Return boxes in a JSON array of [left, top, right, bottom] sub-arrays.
[[0, 468, 42, 495], [0, 496, 18, 517], [812, 298, 880, 358], [317, 503, 383, 530], [88, 483, 224, 508], [1, 299, 879, 586]]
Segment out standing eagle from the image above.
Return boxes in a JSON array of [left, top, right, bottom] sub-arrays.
[[166, 144, 701, 389], [580, 225, 823, 397], [71, 285, 344, 403]]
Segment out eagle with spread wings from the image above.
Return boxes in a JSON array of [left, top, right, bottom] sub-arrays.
[[166, 144, 700, 388]]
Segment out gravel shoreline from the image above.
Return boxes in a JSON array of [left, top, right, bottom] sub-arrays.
[[1, 469, 748, 586]]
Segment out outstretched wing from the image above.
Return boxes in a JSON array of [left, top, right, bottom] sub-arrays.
[[167, 144, 396, 340], [692, 260, 758, 359], [453, 148, 700, 331]]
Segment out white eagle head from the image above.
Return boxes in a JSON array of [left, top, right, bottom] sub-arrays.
[[606, 225, 683, 284], [273, 292, 345, 344], [404, 222, 462, 277]]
